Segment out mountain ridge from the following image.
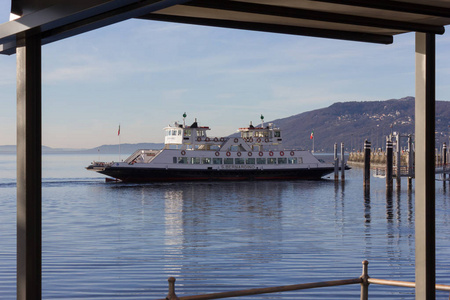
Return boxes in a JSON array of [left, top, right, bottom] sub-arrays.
[[1, 97, 448, 154]]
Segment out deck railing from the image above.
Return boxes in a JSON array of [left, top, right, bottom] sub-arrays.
[[159, 261, 450, 300]]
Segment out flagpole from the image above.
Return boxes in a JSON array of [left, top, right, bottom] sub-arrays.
[[118, 124, 121, 161]]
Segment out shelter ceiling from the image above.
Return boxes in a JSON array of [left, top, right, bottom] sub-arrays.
[[2, 0, 450, 54]]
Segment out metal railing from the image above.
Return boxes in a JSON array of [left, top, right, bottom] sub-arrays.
[[159, 261, 450, 300]]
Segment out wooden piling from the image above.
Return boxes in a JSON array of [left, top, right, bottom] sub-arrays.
[[443, 143, 447, 181], [341, 142, 345, 181], [396, 135, 401, 189], [334, 143, 339, 181], [407, 135, 413, 189], [386, 140, 393, 188], [363, 140, 371, 187]]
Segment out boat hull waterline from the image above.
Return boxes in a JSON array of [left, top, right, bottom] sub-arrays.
[[90, 165, 335, 182]]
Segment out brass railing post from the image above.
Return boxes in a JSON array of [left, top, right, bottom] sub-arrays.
[[360, 260, 369, 300], [166, 277, 180, 300]]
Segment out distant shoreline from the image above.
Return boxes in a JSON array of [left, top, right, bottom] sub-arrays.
[[0, 143, 164, 155]]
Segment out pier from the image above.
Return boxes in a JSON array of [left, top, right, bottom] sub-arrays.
[[349, 136, 449, 189]]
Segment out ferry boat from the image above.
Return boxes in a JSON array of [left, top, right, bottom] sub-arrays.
[[86, 116, 336, 182]]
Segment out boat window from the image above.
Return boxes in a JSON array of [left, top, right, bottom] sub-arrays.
[[274, 131, 281, 137], [201, 157, 211, 164], [173, 157, 177, 164], [288, 157, 297, 164], [165, 130, 170, 136], [197, 130, 205, 137], [268, 158, 277, 164], [190, 157, 200, 164], [246, 158, 255, 164], [184, 129, 191, 136], [171, 130, 177, 136], [256, 158, 266, 164], [224, 158, 233, 164], [178, 130, 182, 136], [178, 157, 188, 164], [235, 158, 245, 164], [278, 157, 287, 164], [298, 157, 303, 164], [213, 158, 222, 164]]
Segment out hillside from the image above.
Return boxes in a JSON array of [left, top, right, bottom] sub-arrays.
[[270, 96, 450, 152], [2, 97, 448, 154]]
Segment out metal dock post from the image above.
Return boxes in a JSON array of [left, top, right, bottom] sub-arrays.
[[363, 140, 371, 188], [386, 140, 393, 188]]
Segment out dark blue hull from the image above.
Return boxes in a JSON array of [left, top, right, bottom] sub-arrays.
[[99, 166, 335, 182]]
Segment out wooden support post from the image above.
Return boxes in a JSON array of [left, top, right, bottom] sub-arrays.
[[386, 140, 393, 188], [415, 32, 436, 300], [363, 140, 371, 187], [16, 32, 42, 300]]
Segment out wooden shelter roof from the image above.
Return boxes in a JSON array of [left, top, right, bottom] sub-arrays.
[[2, 0, 450, 55]]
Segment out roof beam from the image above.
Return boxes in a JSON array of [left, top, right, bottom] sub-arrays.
[[185, 0, 444, 34], [312, 0, 450, 18], [142, 14, 393, 44], [0, 0, 194, 55]]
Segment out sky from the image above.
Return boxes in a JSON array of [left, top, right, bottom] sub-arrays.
[[1, 1, 450, 149]]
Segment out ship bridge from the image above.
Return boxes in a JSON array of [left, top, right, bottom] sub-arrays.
[[238, 122, 282, 146]]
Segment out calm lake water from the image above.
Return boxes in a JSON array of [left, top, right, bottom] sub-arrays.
[[0, 153, 450, 299]]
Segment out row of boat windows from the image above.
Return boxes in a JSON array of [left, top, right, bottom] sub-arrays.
[[241, 130, 281, 138], [165, 129, 280, 139], [165, 129, 205, 137], [173, 157, 303, 165]]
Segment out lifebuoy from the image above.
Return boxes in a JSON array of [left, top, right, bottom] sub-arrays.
[[181, 150, 186, 156], [269, 151, 274, 156], [197, 137, 201, 142], [257, 138, 261, 143], [265, 138, 269, 143], [259, 151, 263, 156], [248, 152, 253, 157], [280, 151, 284, 156], [290, 151, 295, 156], [237, 152, 242, 157], [226, 151, 231, 156], [215, 151, 220, 156], [205, 137, 210, 142], [234, 138, 239, 143], [220, 137, 225, 142], [214, 137, 219, 142]]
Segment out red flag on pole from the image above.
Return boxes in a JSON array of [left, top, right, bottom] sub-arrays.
[[118, 125, 120, 136], [310, 130, 314, 140]]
